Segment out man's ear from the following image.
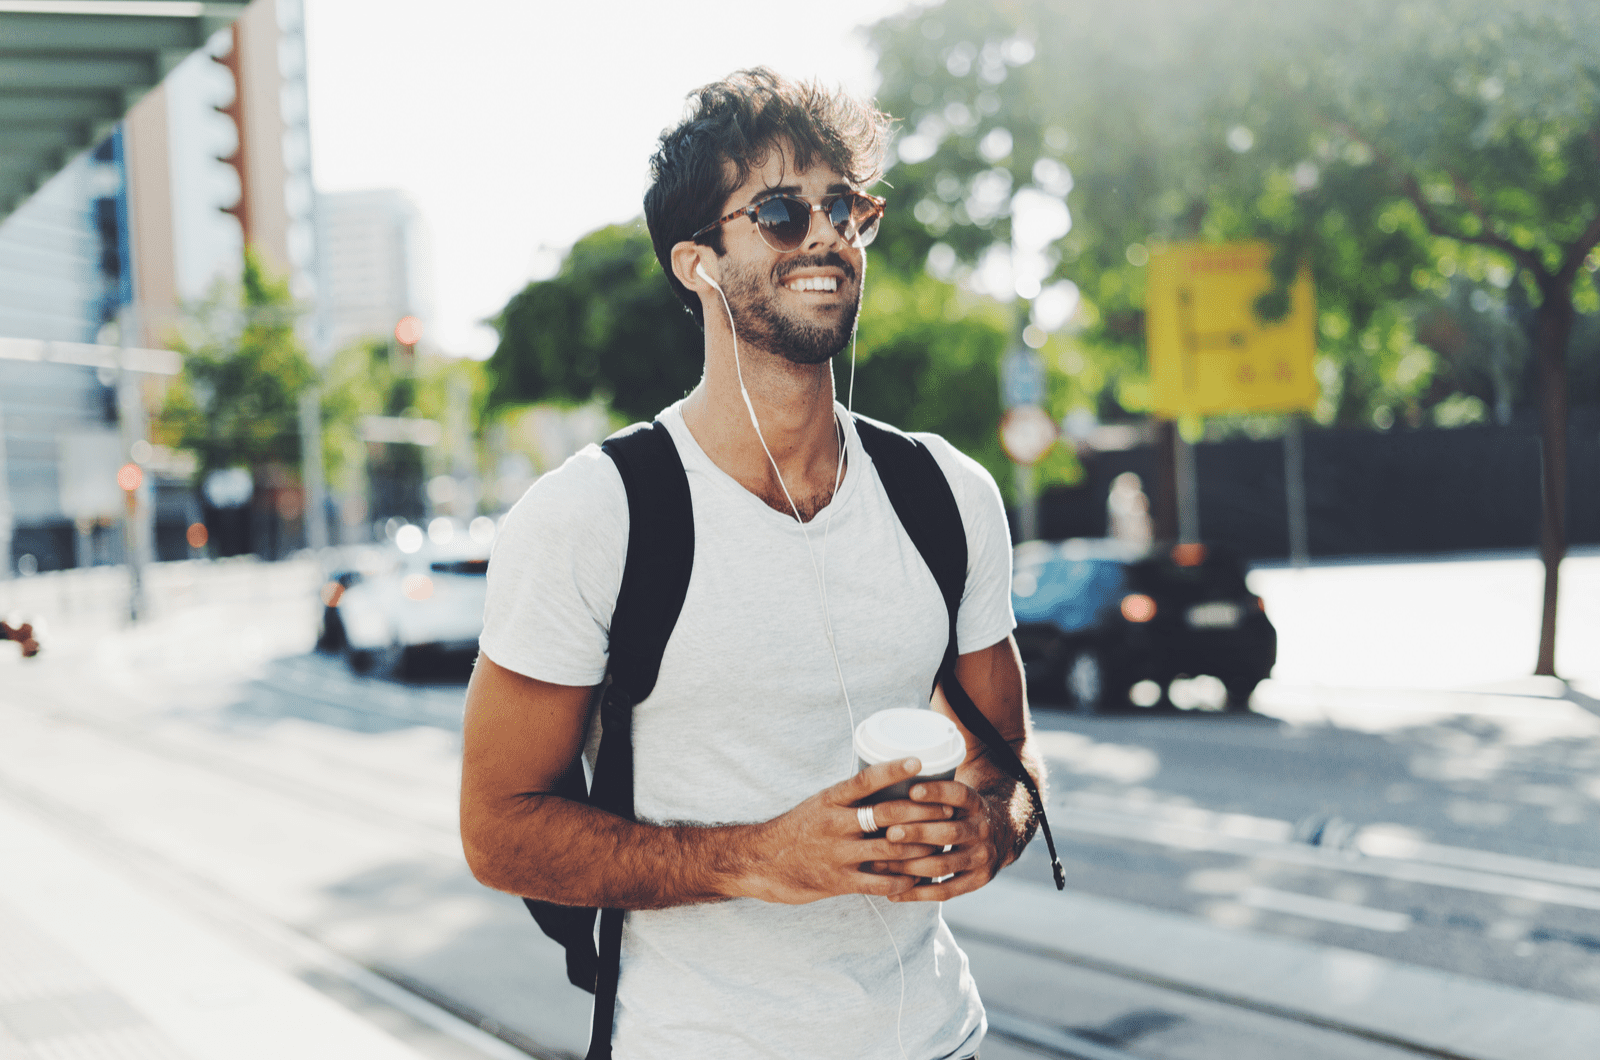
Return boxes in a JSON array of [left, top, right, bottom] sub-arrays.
[[671, 241, 717, 292]]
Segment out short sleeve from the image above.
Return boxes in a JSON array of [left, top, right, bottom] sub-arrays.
[[479, 445, 627, 686], [916, 435, 1016, 654]]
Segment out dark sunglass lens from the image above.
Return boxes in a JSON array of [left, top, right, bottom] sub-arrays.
[[854, 212, 880, 247], [835, 194, 879, 246], [826, 196, 854, 233], [755, 197, 811, 249]]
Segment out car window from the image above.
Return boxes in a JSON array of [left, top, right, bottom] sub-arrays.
[[1013, 557, 1127, 633], [1131, 557, 1250, 598]]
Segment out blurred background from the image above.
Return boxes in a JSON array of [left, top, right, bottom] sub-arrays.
[[1, 2, 1598, 1060]]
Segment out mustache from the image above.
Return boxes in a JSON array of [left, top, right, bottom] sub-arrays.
[[776, 253, 857, 283]]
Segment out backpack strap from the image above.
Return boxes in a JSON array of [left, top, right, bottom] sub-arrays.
[[854, 415, 1066, 891], [518, 420, 693, 1060], [586, 420, 695, 1060]]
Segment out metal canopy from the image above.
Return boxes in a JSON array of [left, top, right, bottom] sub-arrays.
[[0, 0, 247, 223]]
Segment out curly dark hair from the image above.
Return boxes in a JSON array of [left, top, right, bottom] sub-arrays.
[[643, 67, 892, 329]]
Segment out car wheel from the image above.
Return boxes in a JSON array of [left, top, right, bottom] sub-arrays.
[[1063, 649, 1106, 714], [1224, 677, 1260, 712], [347, 643, 404, 679]]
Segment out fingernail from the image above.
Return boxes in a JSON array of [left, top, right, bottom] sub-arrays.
[[945, 806, 954, 818], [888, 826, 903, 841], [903, 757, 921, 774], [911, 785, 926, 800]]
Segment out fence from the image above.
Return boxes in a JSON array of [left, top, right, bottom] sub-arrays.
[[1033, 405, 1600, 561]]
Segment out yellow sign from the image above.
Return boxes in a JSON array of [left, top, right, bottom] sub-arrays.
[[1146, 242, 1318, 416]]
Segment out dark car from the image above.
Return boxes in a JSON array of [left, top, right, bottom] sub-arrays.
[[1012, 539, 1276, 713]]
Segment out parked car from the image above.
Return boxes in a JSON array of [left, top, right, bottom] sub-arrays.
[[1012, 539, 1276, 713], [321, 528, 491, 676]]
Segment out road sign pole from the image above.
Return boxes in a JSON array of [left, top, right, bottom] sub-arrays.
[[115, 360, 148, 623], [299, 389, 328, 552], [1152, 419, 1178, 542], [0, 399, 11, 580], [999, 343, 1053, 543], [1284, 414, 1309, 567], [1176, 429, 1200, 544], [1015, 463, 1037, 543]]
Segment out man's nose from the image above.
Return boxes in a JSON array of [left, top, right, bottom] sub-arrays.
[[803, 203, 843, 251]]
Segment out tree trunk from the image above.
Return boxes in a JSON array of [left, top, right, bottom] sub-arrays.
[[1533, 279, 1574, 677]]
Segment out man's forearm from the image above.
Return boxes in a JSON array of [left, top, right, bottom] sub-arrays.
[[465, 795, 760, 910], [960, 737, 1045, 869]]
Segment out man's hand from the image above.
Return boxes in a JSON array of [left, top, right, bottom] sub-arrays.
[[863, 634, 1046, 902], [735, 758, 957, 905], [867, 778, 1006, 903]]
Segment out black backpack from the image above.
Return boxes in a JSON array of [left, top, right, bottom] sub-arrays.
[[523, 414, 1064, 1060]]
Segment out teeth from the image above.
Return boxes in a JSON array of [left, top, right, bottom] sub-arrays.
[[785, 276, 839, 293]]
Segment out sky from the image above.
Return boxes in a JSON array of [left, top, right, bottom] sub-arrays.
[[303, 0, 921, 357]]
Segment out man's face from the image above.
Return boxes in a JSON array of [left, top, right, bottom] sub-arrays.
[[709, 152, 866, 366]]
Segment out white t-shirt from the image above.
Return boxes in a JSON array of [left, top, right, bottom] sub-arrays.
[[481, 401, 1016, 1060]]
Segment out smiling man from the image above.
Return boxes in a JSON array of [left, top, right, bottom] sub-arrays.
[[459, 69, 1048, 1060]]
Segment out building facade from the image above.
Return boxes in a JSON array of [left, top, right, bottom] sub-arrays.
[[0, 0, 318, 574], [317, 188, 432, 354]]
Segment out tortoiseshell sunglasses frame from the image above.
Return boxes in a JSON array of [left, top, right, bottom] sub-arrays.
[[690, 191, 887, 251]]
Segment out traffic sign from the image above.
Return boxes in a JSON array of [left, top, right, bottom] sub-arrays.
[[1145, 242, 1318, 416], [1000, 347, 1046, 409], [999, 405, 1057, 465]]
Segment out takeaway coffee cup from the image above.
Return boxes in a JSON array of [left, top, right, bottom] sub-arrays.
[[853, 708, 967, 805]]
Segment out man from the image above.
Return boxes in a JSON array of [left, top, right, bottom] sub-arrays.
[[460, 68, 1047, 1060]]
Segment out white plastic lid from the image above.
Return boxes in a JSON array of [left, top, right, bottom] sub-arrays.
[[853, 709, 966, 775]]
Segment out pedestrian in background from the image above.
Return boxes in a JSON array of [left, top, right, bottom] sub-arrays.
[[0, 620, 38, 658]]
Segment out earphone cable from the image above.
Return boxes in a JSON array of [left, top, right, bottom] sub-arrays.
[[710, 260, 907, 1060]]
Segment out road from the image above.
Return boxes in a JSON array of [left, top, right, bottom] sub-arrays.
[[1, 552, 1597, 1060]]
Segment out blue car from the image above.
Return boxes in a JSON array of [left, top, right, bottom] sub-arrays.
[[1012, 539, 1276, 713]]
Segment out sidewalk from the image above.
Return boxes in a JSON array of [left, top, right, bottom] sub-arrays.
[[0, 794, 453, 1060]]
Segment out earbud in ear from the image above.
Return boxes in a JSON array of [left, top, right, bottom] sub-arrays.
[[695, 262, 720, 291]]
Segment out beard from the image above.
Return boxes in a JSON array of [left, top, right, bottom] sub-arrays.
[[717, 253, 861, 366]]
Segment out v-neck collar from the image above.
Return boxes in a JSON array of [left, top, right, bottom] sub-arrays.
[[663, 400, 866, 531]]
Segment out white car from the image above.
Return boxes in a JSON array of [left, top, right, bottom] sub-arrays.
[[334, 530, 491, 676]]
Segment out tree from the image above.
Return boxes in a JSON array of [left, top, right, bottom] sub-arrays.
[[488, 223, 704, 423], [868, 0, 1600, 675], [847, 266, 1012, 486], [155, 250, 316, 555], [319, 336, 426, 524], [320, 337, 493, 529]]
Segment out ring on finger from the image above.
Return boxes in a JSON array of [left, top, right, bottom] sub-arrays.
[[856, 804, 880, 834]]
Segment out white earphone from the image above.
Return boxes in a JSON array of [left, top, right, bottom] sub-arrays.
[[695, 261, 720, 291]]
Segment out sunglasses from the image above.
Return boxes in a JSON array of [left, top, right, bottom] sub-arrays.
[[691, 191, 886, 252]]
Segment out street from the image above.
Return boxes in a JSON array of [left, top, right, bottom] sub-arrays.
[[1, 552, 1598, 1060]]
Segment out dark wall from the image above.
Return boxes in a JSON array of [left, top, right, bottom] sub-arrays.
[[1034, 406, 1600, 561]]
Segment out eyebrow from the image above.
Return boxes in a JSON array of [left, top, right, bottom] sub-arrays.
[[746, 182, 852, 207]]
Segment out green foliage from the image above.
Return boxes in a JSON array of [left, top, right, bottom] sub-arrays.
[[318, 336, 413, 499], [865, 0, 1600, 427], [155, 249, 315, 479], [487, 223, 704, 422], [844, 267, 1014, 497]]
